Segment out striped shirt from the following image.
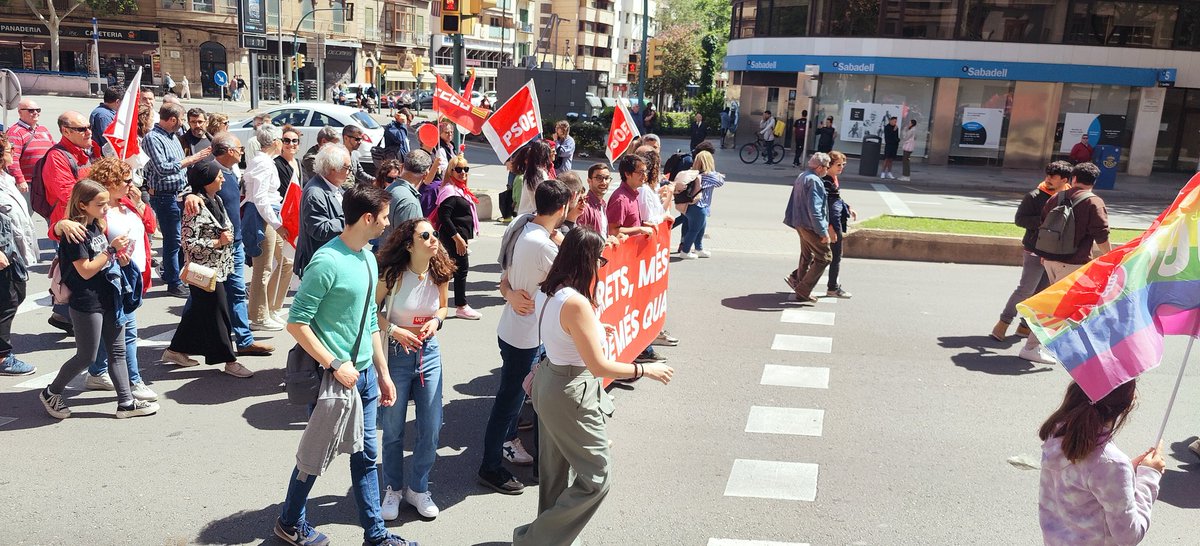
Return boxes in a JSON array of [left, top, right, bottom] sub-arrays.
[[141, 124, 187, 197], [5, 120, 54, 185]]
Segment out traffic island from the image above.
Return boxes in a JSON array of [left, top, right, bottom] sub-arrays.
[[843, 216, 1144, 266]]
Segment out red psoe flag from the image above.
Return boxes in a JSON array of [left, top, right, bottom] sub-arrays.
[[104, 68, 142, 159], [280, 180, 301, 248], [606, 101, 641, 164], [481, 80, 543, 162], [433, 74, 489, 135]]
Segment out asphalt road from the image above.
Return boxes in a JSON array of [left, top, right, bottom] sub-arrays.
[[2, 96, 1199, 545]]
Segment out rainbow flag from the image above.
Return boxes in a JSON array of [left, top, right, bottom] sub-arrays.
[[1016, 173, 1200, 402]]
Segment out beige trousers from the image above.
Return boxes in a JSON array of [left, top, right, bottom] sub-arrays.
[[248, 225, 293, 323]]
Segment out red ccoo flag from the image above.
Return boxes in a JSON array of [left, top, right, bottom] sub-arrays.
[[280, 179, 301, 248], [103, 68, 142, 160], [605, 101, 641, 164]]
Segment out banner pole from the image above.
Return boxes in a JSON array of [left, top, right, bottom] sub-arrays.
[[1154, 311, 1200, 446]]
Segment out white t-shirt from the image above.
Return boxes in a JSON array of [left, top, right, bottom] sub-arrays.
[[497, 221, 558, 349], [105, 204, 146, 274], [516, 167, 550, 216], [638, 184, 666, 225]]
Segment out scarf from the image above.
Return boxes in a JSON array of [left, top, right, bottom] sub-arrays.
[[430, 179, 479, 236], [1038, 180, 1061, 196]]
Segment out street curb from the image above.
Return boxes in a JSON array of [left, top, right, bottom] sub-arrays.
[[837, 172, 1183, 201], [844, 228, 1023, 266]]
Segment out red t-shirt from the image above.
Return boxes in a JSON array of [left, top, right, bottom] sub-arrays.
[[605, 182, 642, 229]]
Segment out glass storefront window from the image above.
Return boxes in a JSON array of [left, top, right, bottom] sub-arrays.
[[900, 0, 959, 39], [811, 0, 879, 36], [949, 79, 1014, 165], [1054, 83, 1138, 168], [960, 0, 1068, 43], [731, 1, 758, 39], [811, 73, 934, 158], [771, 0, 811, 37], [1066, 1, 1179, 48]]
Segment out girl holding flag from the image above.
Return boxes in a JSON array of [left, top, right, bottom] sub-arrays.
[[1038, 380, 1164, 545]]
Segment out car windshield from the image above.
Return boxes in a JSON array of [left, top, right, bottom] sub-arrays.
[[351, 112, 380, 129]]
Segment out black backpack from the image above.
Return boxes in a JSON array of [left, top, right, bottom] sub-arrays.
[[1035, 191, 1095, 256], [30, 144, 81, 220]]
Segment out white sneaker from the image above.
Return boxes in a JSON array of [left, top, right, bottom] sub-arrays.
[[502, 439, 534, 466], [250, 318, 284, 332], [899, 176, 911, 182], [271, 310, 289, 325], [85, 373, 115, 391], [1019, 345, 1057, 365], [115, 400, 159, 419], [697, 249, 711, 258], [879, 172, 887, 179], [681, 252, 698, 260], [130, 381, 158, 402], [381, 486, 402, 521], [887, 172, 896, 179], [162, 349, 199, 367], [404, 487, 440, 518]]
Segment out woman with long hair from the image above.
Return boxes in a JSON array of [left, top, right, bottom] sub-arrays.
[[824, 150, 855, 298], [677, 150, 725, 259], [206, 112, 229, 136], [512, 227, 673, 545], [432, 154, 482, 320], [1039, 380, 1163, 545], [515, 139, 552, 216], [163, 161, 253, 378], [41, 180, 158, 419], [54, 157, 158, 400], [900, 119, 918, 181], [376, 218, 454, 521]]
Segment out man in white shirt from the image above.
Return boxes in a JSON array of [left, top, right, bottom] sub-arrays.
[[478, 180, 573, 495]]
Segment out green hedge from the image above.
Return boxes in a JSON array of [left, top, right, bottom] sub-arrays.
[[542, 120, 608, 158]]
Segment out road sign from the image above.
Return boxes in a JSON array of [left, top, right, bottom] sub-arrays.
[[214, 70, 228, 86]]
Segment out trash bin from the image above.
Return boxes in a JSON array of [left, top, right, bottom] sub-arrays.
[[1093, 145, 1120, 190], [859, 134, 882, 177]]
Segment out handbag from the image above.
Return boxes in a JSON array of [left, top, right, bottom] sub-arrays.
[[522, 299, 550, 397], [181, 261, 217, 292], [285, 261, 374, 406]]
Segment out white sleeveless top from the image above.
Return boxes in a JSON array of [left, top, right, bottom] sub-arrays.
[[536, 287, 605, 368], [385, 269, 440, 328]]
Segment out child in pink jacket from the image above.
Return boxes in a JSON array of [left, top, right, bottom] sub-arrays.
[[1038, 380, 1164, 545]]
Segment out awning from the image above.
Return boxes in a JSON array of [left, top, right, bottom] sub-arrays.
[[385, 71, 418, 83]]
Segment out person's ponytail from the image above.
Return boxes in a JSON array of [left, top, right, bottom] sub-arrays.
[[1038, 380, 1137, 463]]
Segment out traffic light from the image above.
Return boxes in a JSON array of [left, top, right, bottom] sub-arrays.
[[410, 56, 424, 78], [440, 0, 461, 34], [647, 38, 663, 78], [296, 53, 306, 69], [628, 53, 638, 82]]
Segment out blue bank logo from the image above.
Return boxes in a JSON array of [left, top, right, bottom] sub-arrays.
[[832, 61, 875, 73], [962, 65, 1009, 78]]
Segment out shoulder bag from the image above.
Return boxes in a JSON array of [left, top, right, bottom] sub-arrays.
[[285, 259, 374, 406]]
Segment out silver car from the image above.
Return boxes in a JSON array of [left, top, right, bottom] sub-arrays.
[[230, 102, 385, 171]]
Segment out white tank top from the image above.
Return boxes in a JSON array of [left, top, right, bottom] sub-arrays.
[[385, 269, 440, 328], [536, 287, 605, 368]]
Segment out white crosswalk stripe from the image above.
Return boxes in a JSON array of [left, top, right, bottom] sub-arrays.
[[780, 309, 835, 326], [770, 334, 832, 353], [724, 459, 820, 502], [745, 406, 824, 437], [708, 540, 811, 546], [760, 365, 829, 389]]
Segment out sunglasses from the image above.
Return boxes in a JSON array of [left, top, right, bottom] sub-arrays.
[[418, 230, 440, 240], [21, 108, 41, 113], [347, 135, 363, 142], [64, 126, 91, 133], [120, 178, 134, 186], [598, 256, 609, 267], [453, 166, 470, 173], [281, 138, 300, 144]]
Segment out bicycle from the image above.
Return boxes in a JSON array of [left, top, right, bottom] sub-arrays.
[[740, 137, 787, 165]]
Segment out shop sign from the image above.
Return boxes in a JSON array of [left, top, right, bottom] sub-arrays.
[[0, 21, 158, 43], [959, 107, 1004, 149], [151, 52, 162, 79], [326, 47, 357, 60], [1060, 113, 1125, 153], [242, 34, 268, 51], [841, 101, 903, 142]]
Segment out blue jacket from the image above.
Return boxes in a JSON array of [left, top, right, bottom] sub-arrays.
[[383, 121, 410, 160], [782, 170, 828, 235], [90, 103, 117, 153]]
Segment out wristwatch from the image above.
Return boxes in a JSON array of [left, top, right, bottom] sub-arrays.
[[326, 358, 344, 371]]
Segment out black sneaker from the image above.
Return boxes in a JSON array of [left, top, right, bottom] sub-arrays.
[[39, 388, 71, 419], [167, 285, 189, 298], [273, 519, 330, 546], [477, 468, 525, 495], [366, 533, 419, 546], [47, 314, 73, 336], [633, 349, 667, 364]]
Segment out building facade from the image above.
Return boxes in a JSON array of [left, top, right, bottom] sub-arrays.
[[724, 0, 1200, 176]]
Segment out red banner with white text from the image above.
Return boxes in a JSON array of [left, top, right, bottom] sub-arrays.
[[481, 80, 543, 162], [433, 74, 490, 135], [596, 219, 672, 370]]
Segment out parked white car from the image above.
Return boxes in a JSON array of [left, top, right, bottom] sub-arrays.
[[230, 102, 385, 171]]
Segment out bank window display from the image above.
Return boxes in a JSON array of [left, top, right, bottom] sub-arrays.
[[1054, 83, 1137, 169], [1153, 88, 1200, 172], [1066, 1, 1179, 48], [949, 79, 1014, 165], [811, 74, 933, 158], [960, 0, 1068, 43]]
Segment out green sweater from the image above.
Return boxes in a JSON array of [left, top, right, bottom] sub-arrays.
[[288, 237, 379, 371]]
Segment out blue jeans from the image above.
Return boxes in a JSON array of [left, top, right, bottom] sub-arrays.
[[380, 336, 443, 494], [480, 337, 543, 474], [88, 312, 140, 383], [149, 195, 182, 288], [679, 205, 709, 253], [225, 241, 254, 349], [280, 364, 387, 542]]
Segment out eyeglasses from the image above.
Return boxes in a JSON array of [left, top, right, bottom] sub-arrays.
[[281, 138, 300, 144], [590, 175, 611, 181], [347, 135, 363, 143], [598, 256, 609, 267], [20, 108, 41, 113], [418, 230, 440, 241], [453, 166, 470, 173], [634, 169, 647, 175], [339, 163, 353, 172], [63, 126, 91, 133]]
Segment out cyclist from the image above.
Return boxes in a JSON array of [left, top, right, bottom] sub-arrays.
[[759, 110, 777, 164]]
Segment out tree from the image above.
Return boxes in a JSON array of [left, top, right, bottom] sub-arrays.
[[646, 22, 701, 107], [655, 0, 729, 98], [24, 0, 138, 72]]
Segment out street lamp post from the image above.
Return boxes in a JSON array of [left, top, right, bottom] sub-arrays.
[[292, 7, 344, 101]]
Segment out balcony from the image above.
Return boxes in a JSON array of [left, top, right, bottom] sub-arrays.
[[582, 6, 614, 27], [486, 27, 515, 41]]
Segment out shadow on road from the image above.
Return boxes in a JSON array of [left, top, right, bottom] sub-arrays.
[[938, 335, 1055, 376], [1159, 436, 1200, 509], [721, 291, 807, 313], [194, 494, 360, 545]]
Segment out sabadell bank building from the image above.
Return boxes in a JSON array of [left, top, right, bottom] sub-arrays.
[[723, 1, 1200, 176]]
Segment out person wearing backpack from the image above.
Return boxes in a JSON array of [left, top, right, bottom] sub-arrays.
[[758, 110, 777, 164], [1018, 162, 1109, 365]]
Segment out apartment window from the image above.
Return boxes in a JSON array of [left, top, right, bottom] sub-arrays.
[[1066, 1, 1179, 48], [731, 1, 758, 38], [267, 0, 279, 29], [770, 0, 811, 37], [302, 0, 315, 30], [959, 0, 1068, 43], [192, 0, 215, 12]]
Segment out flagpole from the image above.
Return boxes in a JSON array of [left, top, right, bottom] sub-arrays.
[[1154, 311, 1200, 446]]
